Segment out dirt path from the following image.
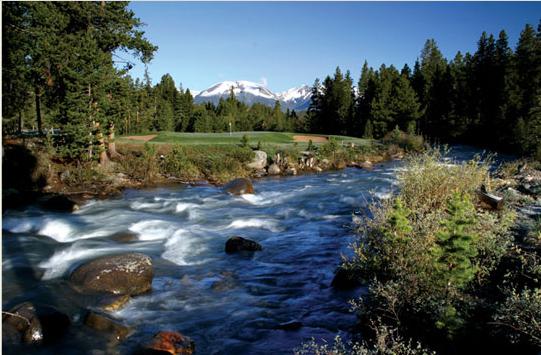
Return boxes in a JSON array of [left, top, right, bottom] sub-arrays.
[[292, 135, 328, 143], [125, 134, 157, 142]]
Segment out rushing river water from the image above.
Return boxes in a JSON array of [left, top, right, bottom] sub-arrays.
[[2, 146, 505, 354]]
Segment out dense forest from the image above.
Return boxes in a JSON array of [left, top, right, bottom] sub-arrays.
[[2, 2, 540, 160], [307, 26, 541, 158]]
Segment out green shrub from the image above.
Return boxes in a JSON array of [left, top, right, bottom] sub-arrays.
[[240, 134, 249, 148], [347, 148, 517, 348], [295, 323, 434, 355], [493, 287, 541, 347]]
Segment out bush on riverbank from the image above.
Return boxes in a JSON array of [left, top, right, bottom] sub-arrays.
[[332, 148, 541, 353]]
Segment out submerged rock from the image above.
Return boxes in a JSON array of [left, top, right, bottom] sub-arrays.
[[84, 311, 132, 342], [275, 320, 303, 330], [137, 331, 195, 355], [225, 236, 262, 253], [97, 294, 131, 312], [223, 178, 254, 195], [110, 231, 139, 243], [2, 302, 70, 345], [40, 194, 79, 212], [70, 253, 153, 296], [247, 150, 268, 170]]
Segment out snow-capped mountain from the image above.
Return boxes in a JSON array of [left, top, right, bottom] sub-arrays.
[[192, 80, 311, 111], [276, 84, 312, 111]]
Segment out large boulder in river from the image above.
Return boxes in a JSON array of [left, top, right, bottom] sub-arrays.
[[70, 253, 153, 296], [246, 150, 268, 170], [2, 302, 70, 345], [225, 236, 262, 253], [223, 178, 254, 195], [136, 331, 195, 355]]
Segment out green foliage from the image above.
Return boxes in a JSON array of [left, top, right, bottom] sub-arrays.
[[295, 324, 434, 355], [347, 148, 519, 350], [240, 134, 249, 148], [493, 287, 541, 347], [432, 193, 478, 290]]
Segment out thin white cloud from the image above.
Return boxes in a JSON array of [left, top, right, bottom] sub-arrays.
[[260, 77, 268, 87]]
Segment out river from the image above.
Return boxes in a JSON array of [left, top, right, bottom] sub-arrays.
[[1, 146, 500, 354]]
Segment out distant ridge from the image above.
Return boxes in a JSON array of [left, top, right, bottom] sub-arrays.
[[192, 80, 311, 111]]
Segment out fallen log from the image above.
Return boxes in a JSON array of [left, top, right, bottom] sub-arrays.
[[477, 186, 504, 210]]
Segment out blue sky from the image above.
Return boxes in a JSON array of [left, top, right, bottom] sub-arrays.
[[122, 2, 541, 92]]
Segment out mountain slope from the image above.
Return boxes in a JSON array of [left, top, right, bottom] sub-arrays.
[[192, 81, 311, 111]]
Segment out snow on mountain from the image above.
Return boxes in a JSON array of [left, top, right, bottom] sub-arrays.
[[193, 80, 312, 111], [276, 84, 312, 111]]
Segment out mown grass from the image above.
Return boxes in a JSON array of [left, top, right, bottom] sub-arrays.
[[119, 131, 372, 147]]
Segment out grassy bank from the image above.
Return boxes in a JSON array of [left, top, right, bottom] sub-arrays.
[[3, 130, 421, 208], [302, 148, 541, 354]]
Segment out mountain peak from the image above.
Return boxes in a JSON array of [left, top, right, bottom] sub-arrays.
[[193, 80, 311, 111]]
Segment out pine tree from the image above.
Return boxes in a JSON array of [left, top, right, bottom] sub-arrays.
[[433, 193, 478, 289]]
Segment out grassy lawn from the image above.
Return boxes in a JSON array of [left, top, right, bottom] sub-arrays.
[[119, 131, 372, 147]]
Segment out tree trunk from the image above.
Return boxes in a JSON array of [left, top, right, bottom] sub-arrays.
[[35, 86, 42, 135], [108, 122, 120, 159], [95, 122, 109, 166], [18, 110, 22, 133]]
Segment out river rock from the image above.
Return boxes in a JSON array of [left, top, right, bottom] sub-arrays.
[[225, 236, 262, 253], [2, 302, 70, 345], [285, 167, 297, 176], [246, 150, 268, 170], [360, 161, 373, 170], [331, 266, 361, 290], [137, 331, 195, 355], [97, 294, 131, 312], [40, 194, 79, 212], [70, 253, 153, 296], [84, 311, 132, 342], [268, 163, 281, 175], [110, 231, 139, 243], [223, 178, 254, 195]]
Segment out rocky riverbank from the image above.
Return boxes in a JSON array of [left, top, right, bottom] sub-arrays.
[[3, 137, 405, 211]]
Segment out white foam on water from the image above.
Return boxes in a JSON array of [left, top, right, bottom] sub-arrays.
[[339, 196, 356, 205], [374, 191, 392, 200], [38, 244, 124, 280], [161, 229, 207, 266], [175, 202, 199, 213], [130, 201, 164, 210], [38, 219, 75, 242], [129, 220, 176, 241], [3, 218, 38, 233], [226, 218, 282, 232]]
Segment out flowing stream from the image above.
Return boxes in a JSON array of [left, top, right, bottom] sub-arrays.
[[2, 147, 495, 354]]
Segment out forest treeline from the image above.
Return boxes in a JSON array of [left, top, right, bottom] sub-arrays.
[[2, 2, 540, 160], [307, 24, 541, 158]]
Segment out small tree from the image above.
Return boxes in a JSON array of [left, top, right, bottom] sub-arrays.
[[240, 134, 249, 148]]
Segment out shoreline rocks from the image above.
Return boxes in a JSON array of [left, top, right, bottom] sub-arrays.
[[70, 253, 153, 296], [246, 150, 268, 170]]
